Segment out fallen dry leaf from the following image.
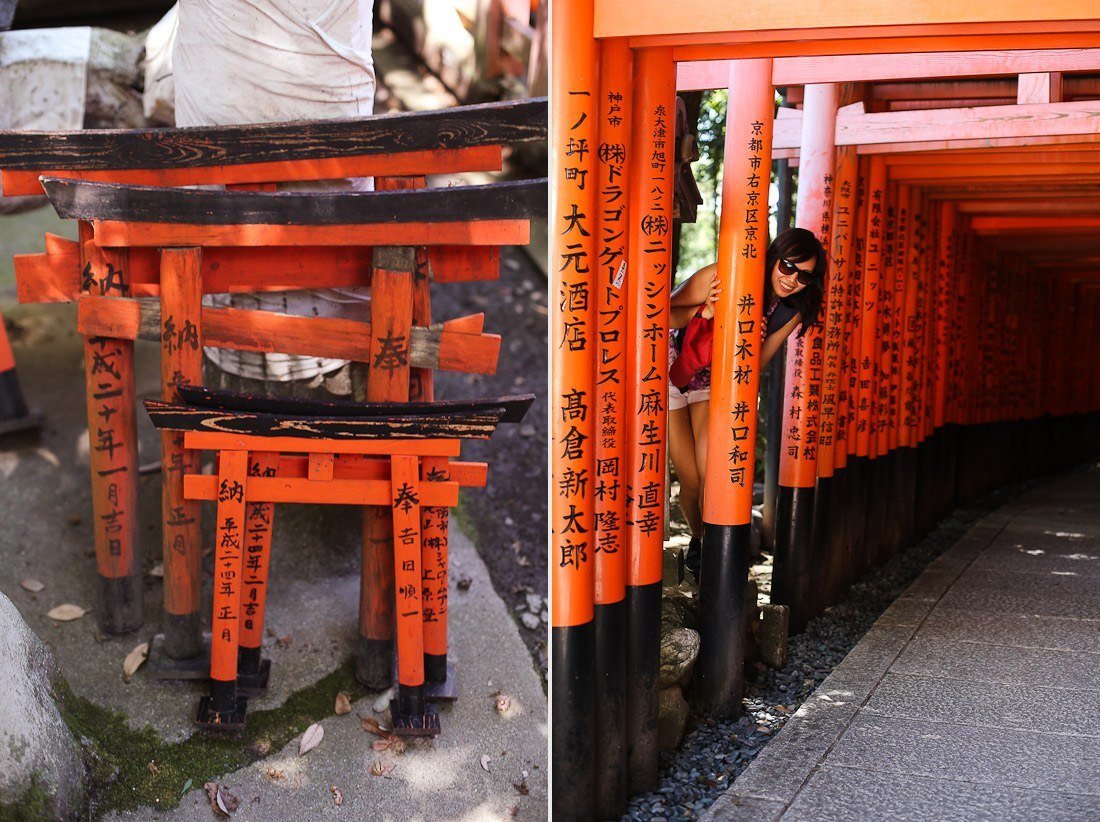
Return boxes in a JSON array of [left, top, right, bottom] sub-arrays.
[[147, 760, 159, 775], [298, 722, 324, 756], [372, 687, 394, 714], [369, 760, 395, 777], [214, 784, 239, 816], [275, 634, 293, 649], [265, 768, 286, 782], [495, 693, 511, 715], [514, 777, 530, 796], [480, 754, 491, 772], [35, 447, 60, 468], [330, 785, 343, 806], [123, 642, 149, 682], [456, 576, 473, 591], [47, 603, 87, 622], [20, 579, 44, 593], [148, 563, 164, 578], [334, 692, 351, 715]]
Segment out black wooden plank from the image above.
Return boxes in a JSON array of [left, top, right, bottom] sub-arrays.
[[178, 386, 534, 424], [143, 401, 508, 440], [41, 176, 548, 225], [0, 98, 546, 171]]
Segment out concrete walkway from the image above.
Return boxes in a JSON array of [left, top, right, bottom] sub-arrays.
[[705, 465, 1100, 821]]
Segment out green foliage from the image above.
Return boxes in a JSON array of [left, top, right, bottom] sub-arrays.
[[677, 90, 727, 282]]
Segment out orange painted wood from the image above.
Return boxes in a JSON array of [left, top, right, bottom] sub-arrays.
[[704, 57, 773, 524], [0, 145, 504, 196], [362, 244, 414, 661], [183, 431, 461, 456], [82, 237, 140, 580], [390, 454, 425, 687], [780, 83, 836, 489], [273, 455, 487, 486], [307, 452, 335, 481], [160, 247, 204, 616], [185, 474, 459, 507], [76, 297, 501, 374], [593, 37, 631, 604], [876, 184, 899, 456], [13, 235, 79, 304], [240, 451, 278, 653], [898, 188, 922, 448], [856, 156, 886, 458], [440, 313, 485, 334], [90, 218, 531, 249], [677, 49, 1100, 90], [210, 449, 248, 684], [419, 456, 450, 658], [625, 47, 674, 586]]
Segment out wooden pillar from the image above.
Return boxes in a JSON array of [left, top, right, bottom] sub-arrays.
[[592, 36, 631, 820], [772, 83, 836, 633], [695, 56, 773, 719], [238, 451, 278, 691], [357, 246, 415, 688], [623, 44, 674, 792], [198, 448, 248, 727], [549, 0, 599, 814], [152, 247, 206, 669], [80, 228, 143, 635]]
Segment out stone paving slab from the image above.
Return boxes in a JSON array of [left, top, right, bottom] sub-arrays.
[[826, 714, 1100, 796], [704, 465, 1100, 820], [862, 671, 1100, 734], [890, 635, 1100, 690], [917, 608, 1100, 654], [782, 765, 1100, 822]]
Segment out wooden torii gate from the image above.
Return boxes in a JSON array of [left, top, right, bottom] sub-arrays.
[[550, 5, 1100, 820]]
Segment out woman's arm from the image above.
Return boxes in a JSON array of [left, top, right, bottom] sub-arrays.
[[669, 263, 721, 327], [760, 313, 802, 369]]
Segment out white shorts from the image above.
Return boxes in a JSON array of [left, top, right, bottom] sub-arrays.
[[668, 383, 710, 411]]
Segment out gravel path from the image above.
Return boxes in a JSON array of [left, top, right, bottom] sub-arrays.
[[624, 478, 1038, 821]]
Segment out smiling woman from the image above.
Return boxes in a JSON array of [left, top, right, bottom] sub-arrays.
[[666, 226, 827, 578]]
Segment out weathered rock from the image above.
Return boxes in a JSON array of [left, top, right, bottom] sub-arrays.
[[661, 586, 699, 632], [758, 603, 790, 669], [657, 685, 690, 749], [0, 593, 84, 818], [659, 627, 700, 687]]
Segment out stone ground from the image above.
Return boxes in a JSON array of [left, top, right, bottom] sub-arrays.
[[0, 30, 548, 818], [704, 464, 1100, 821]]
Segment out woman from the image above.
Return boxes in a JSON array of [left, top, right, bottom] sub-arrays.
[[668, 227, 827, 579]]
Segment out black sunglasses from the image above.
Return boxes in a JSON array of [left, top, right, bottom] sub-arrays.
[[778, 257, 815, 285]]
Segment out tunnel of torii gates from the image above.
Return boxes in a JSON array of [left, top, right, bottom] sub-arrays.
[[549, 3, 1100, 820]]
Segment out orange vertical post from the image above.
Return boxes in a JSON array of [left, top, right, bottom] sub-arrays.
[[198, 448, 248, 727], [358, 245, 415, 688], [80, 229, 143, 635], [419, 456, 452, 694], [592, 36, 631, 819], [237, 451, 278, 691], [696, 56, 774, 719], [623, 45, 674, 790], [773, 82, 836, 633], [152, 247, 206, 673], [549, 0, 599, 815]]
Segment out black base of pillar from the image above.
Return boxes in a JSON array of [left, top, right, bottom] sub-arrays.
[[811, 475, 835, 617], [625, 581, 661, 794], [594, 598, 628, 820], [390, 686, 441, 737], [355, 636, 394, 690], [96, 573, 144, 635], [161, 610, 203, 660], [236, 646, 271, 694], [196, 680, 247, 731], [843, 457, 868, 597], [147, 631, 210, 680], [423, 660, 458, 702], [696, 523, 751, 719], [773, 485, 816, 635], [552, 620, 596, 822]]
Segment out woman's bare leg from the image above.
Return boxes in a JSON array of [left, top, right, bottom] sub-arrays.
[[689, 399, 710, 522], [668, 406, 703, 538]]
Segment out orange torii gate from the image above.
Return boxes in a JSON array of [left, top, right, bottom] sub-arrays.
[[551, 5, 1100, 820]]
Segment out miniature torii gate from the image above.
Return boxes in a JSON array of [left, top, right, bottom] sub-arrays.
[[2, 99, 547, 691], [550, 5, 1100, 819]]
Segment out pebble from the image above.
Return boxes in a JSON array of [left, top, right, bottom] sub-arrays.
[[621, 483, 1036, 821]]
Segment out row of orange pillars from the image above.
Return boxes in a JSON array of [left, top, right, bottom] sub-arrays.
[[549, 35, 1100, 822]]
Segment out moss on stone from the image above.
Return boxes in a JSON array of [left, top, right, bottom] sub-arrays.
[[54, 660, 368, 818], [0, 772, 56, 821]]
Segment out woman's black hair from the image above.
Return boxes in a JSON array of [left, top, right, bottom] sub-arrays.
[[763, 227, 827, 336]]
